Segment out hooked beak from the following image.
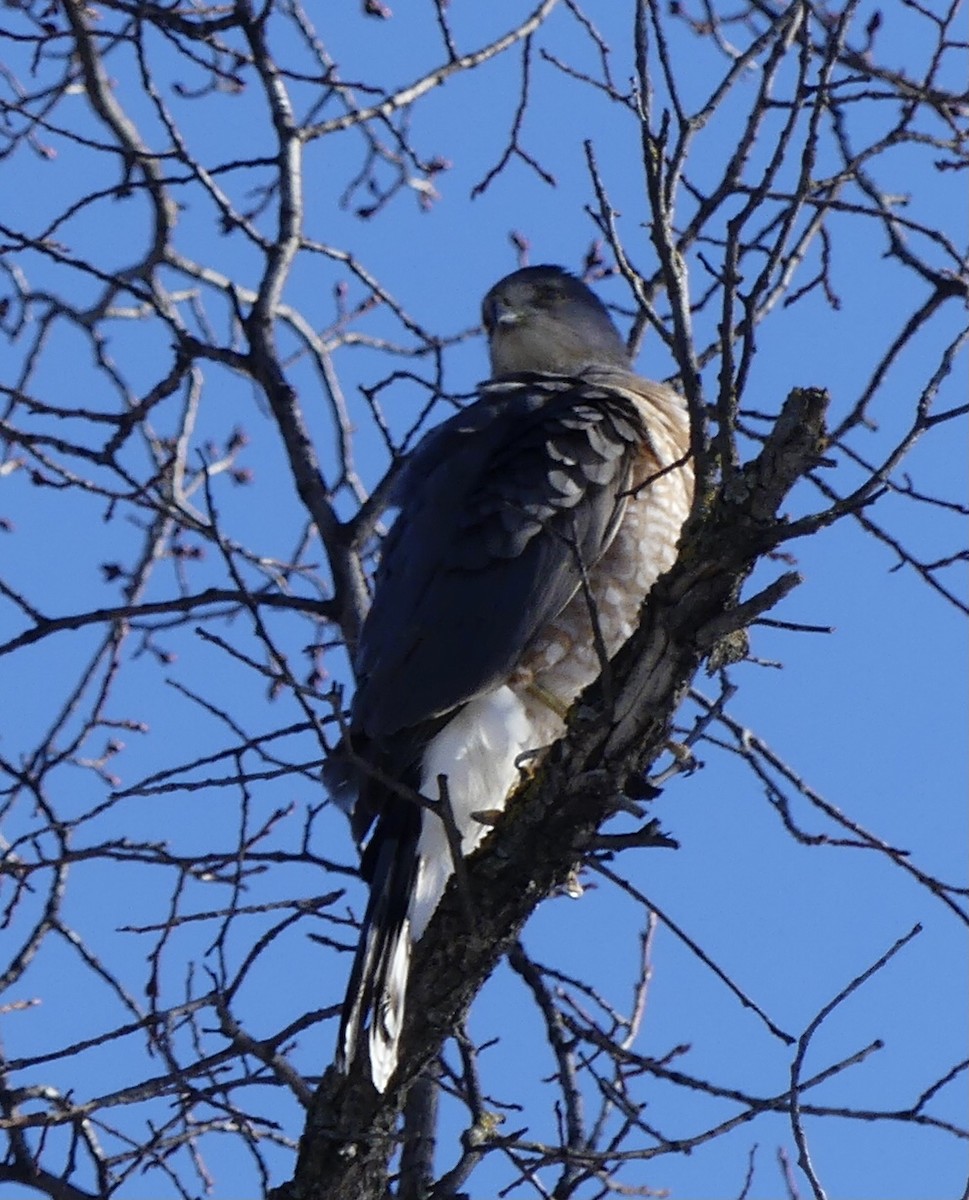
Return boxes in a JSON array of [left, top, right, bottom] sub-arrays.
[[483, 296, 522, 333]]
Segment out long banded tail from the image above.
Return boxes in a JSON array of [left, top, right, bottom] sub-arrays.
[[336, 804, 420, 1092]]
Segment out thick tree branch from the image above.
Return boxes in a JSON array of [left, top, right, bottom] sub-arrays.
[[280, 388, 829, 1199]]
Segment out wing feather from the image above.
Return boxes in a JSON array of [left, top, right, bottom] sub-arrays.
[[352, 373, 648, 740]]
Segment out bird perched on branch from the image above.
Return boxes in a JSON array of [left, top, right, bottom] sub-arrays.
[[331, 265, 693, 1092]]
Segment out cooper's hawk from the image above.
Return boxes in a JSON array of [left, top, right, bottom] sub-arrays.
[[332, 265, 693, 1092]]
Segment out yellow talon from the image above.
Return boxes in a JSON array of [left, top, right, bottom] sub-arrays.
[[525, 681, 571, 720]]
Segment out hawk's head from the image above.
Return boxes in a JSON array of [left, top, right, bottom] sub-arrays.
[[481, 265, 630, 377]]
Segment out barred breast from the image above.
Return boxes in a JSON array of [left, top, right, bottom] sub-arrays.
[[512, 378, 693, 748]]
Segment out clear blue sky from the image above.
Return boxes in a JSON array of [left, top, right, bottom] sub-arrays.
[[1, 3, 965, 1198]]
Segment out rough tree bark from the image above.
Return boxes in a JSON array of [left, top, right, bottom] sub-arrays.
[[277, 388, 830, 1199]]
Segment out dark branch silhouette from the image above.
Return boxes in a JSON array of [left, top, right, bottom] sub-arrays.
[[0, 2, 965, 1198]]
